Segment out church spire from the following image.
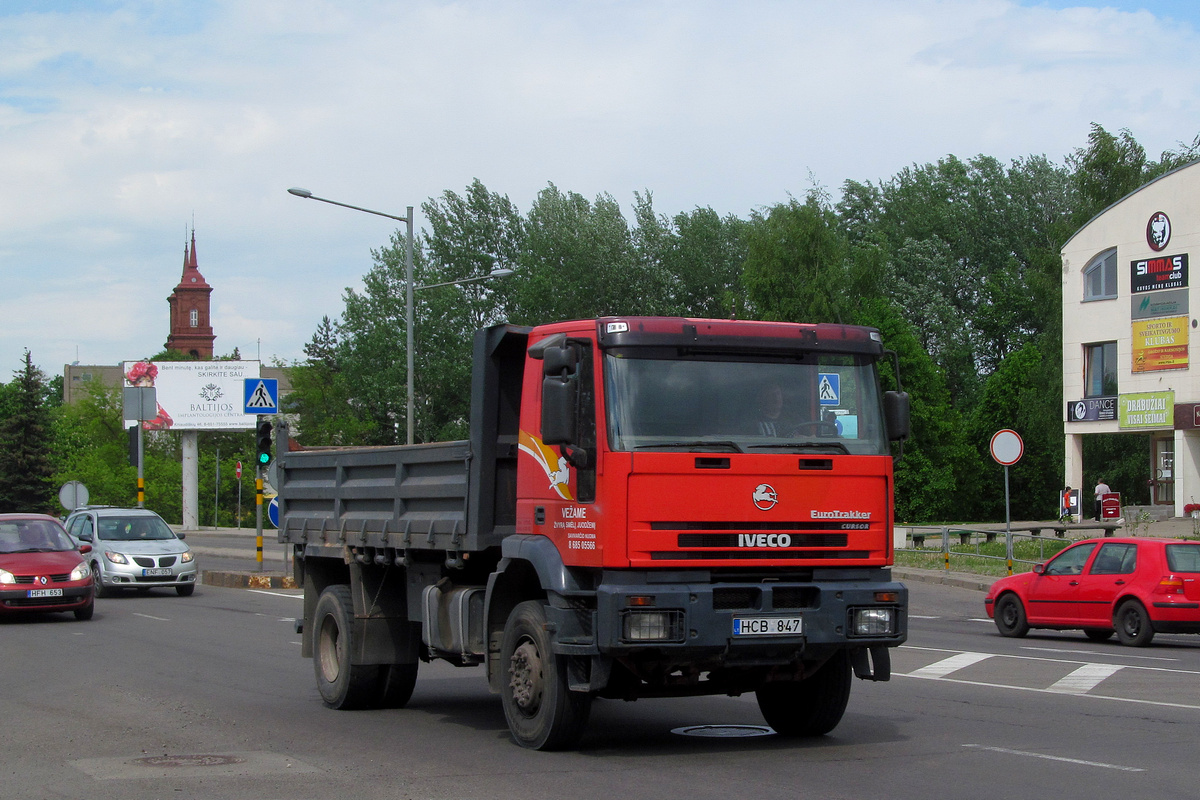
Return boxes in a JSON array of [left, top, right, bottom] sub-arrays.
[[166, 227, 215, 359]]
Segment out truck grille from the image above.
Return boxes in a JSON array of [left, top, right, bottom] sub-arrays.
[[651, 550, 869, 561], [676, 533, 848, 548]]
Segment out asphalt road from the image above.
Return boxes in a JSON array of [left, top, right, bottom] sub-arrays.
[[5, 566, 1200, 798]]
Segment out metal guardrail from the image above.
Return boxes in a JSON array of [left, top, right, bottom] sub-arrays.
[[896, 526, 1074, 575]]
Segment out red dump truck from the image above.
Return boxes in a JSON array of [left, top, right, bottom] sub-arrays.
[[277, 316, 910, 749]]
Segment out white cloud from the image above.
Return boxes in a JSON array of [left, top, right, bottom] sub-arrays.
[[1, 0, 1199, 377]]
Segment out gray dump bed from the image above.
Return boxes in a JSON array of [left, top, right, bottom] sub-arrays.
[[276, 323, 530, 556]]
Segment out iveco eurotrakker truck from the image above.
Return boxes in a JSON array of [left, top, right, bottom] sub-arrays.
[[277, 316, 910, 749]]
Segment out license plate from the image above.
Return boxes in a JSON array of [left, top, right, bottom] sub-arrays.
[[143, 568, 172, 577], [28, 588, 63, 598], [732, 616, 803, 636]]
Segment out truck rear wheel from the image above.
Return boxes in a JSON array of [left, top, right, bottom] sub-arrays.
[[377, 662, 419, 708], [756, 650, 852, 736], [313, 585, 382, 710], [499, 600, 592, 750]]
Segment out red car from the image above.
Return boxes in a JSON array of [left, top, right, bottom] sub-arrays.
[[985, 537, 1200, 647], [0, 513, 95, 621]]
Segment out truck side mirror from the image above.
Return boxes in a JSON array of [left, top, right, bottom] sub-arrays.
[[542, 343, 579, 445], [884, 391, 910, 442]]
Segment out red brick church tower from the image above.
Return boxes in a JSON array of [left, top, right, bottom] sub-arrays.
[[165, 230, 215, 359]]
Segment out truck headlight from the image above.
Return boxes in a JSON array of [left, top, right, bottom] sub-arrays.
[[621, 610, 685, 643], [852, 607, 895, 636]]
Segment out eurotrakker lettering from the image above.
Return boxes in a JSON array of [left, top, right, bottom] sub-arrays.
[[810, 510, 872, 520]]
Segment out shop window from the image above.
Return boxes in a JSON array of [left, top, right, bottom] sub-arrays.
[[1085, 342, 1117, 397], [1083, 248, 1117, 301]]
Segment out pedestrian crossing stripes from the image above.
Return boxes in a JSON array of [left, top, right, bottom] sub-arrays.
[[894, 645, 1200, 711]]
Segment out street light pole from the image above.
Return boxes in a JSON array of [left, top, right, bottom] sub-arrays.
[[288, 188, 512, 445], [288, 187, 415, 444]]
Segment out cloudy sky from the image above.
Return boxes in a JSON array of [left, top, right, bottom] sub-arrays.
[[2, 0, 1199, 378]]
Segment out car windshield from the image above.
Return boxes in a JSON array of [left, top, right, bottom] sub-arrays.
[[0, 519, 77, 553], [604, 352, 889, 455], [96, 516, 176, 541]]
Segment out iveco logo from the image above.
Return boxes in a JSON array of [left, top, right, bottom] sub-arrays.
[[753, 484, 778, 510]]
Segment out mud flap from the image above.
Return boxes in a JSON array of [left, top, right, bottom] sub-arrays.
[[850, 645, 891, 681]]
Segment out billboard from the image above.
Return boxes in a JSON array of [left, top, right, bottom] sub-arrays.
[[1131, 315, 1189, 373], [122, 361, 262, 431], [1119, 391, 1174, 429]]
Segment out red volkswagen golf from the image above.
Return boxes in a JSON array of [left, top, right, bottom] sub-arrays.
[[985, 537, 1200, 646], [0, 513, 95, 621]]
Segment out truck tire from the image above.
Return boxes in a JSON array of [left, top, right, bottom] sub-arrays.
[[377, 662, 419, 709], [499, 600, 592, 750], [756, 650, 852, 736], [313, 585, 382, 710]]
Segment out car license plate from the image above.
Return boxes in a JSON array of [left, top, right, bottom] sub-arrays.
[[143, 568, 172, 577], [732, 616, 802, 636], [28, 588, 63, 598]]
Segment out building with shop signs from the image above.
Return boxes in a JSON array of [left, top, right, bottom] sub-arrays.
[[1062, 160, 1200, 515]]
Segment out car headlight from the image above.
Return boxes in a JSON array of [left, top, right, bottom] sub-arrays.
[[0, 567, 14, 585], [180, 551, 194, 563], [70, 562, 91, 581], [104, 550, 129, 565]]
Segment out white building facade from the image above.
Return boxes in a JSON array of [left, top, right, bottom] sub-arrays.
[[1062, 160, 1200, 515]]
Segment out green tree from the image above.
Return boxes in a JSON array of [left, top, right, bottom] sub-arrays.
[[742, 193, 851, 323], [0, 352, 56, 513], [632, 192, 749, 318], [509, 184, 663, 324]]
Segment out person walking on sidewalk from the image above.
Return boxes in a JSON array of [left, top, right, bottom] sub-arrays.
[[1093, 478, 1111, 521]]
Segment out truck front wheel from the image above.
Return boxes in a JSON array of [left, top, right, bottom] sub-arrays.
[[313, 585, 382, 710], [756, 650, 852, 736], [499, 600, 592, 750]]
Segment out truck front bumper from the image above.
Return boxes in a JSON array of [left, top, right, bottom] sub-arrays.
[[550, 568, 907, 660]]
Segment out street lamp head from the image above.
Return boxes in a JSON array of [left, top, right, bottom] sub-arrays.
[[287, 187, 313, 198], [490, 268, 515, 278]]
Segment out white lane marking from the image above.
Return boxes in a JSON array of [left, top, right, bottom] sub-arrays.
[[1047, 663, 1124, 694], [909, 614, 941, 619], [963, 744, 1145, 772], [1021, 645, 1178, 663], [133, 613, 170, 621], [247, 589, 303, 599], [907, 651, 993, 678]]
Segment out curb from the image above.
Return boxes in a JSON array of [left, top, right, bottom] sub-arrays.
[[893, 567, 993, 593], [201, 569, 298, 590]]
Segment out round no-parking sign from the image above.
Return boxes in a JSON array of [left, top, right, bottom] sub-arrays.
[[990, 429, 1024, 466]]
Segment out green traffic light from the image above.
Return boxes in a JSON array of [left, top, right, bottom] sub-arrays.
[[257, 451, 271, 465]]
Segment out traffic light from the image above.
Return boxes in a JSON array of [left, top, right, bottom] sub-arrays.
[[255, 417, 273, 465]]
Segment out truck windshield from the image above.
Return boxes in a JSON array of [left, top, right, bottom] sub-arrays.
[[604, 353, 889, 455]]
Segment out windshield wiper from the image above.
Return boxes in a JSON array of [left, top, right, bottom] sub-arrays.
[[634, 440, 745, 453], [749, 441, 850, 454]]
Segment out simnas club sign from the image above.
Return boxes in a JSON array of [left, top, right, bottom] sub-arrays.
[[1131, 253, 1188, 293]]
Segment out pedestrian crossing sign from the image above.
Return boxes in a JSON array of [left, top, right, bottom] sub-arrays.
[[818, 373, 840, 406], [244, 378, 279, 414]]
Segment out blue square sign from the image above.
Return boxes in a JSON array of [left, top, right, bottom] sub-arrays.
[[818, 373, 840, 406], [244, 378, 279, 414]]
